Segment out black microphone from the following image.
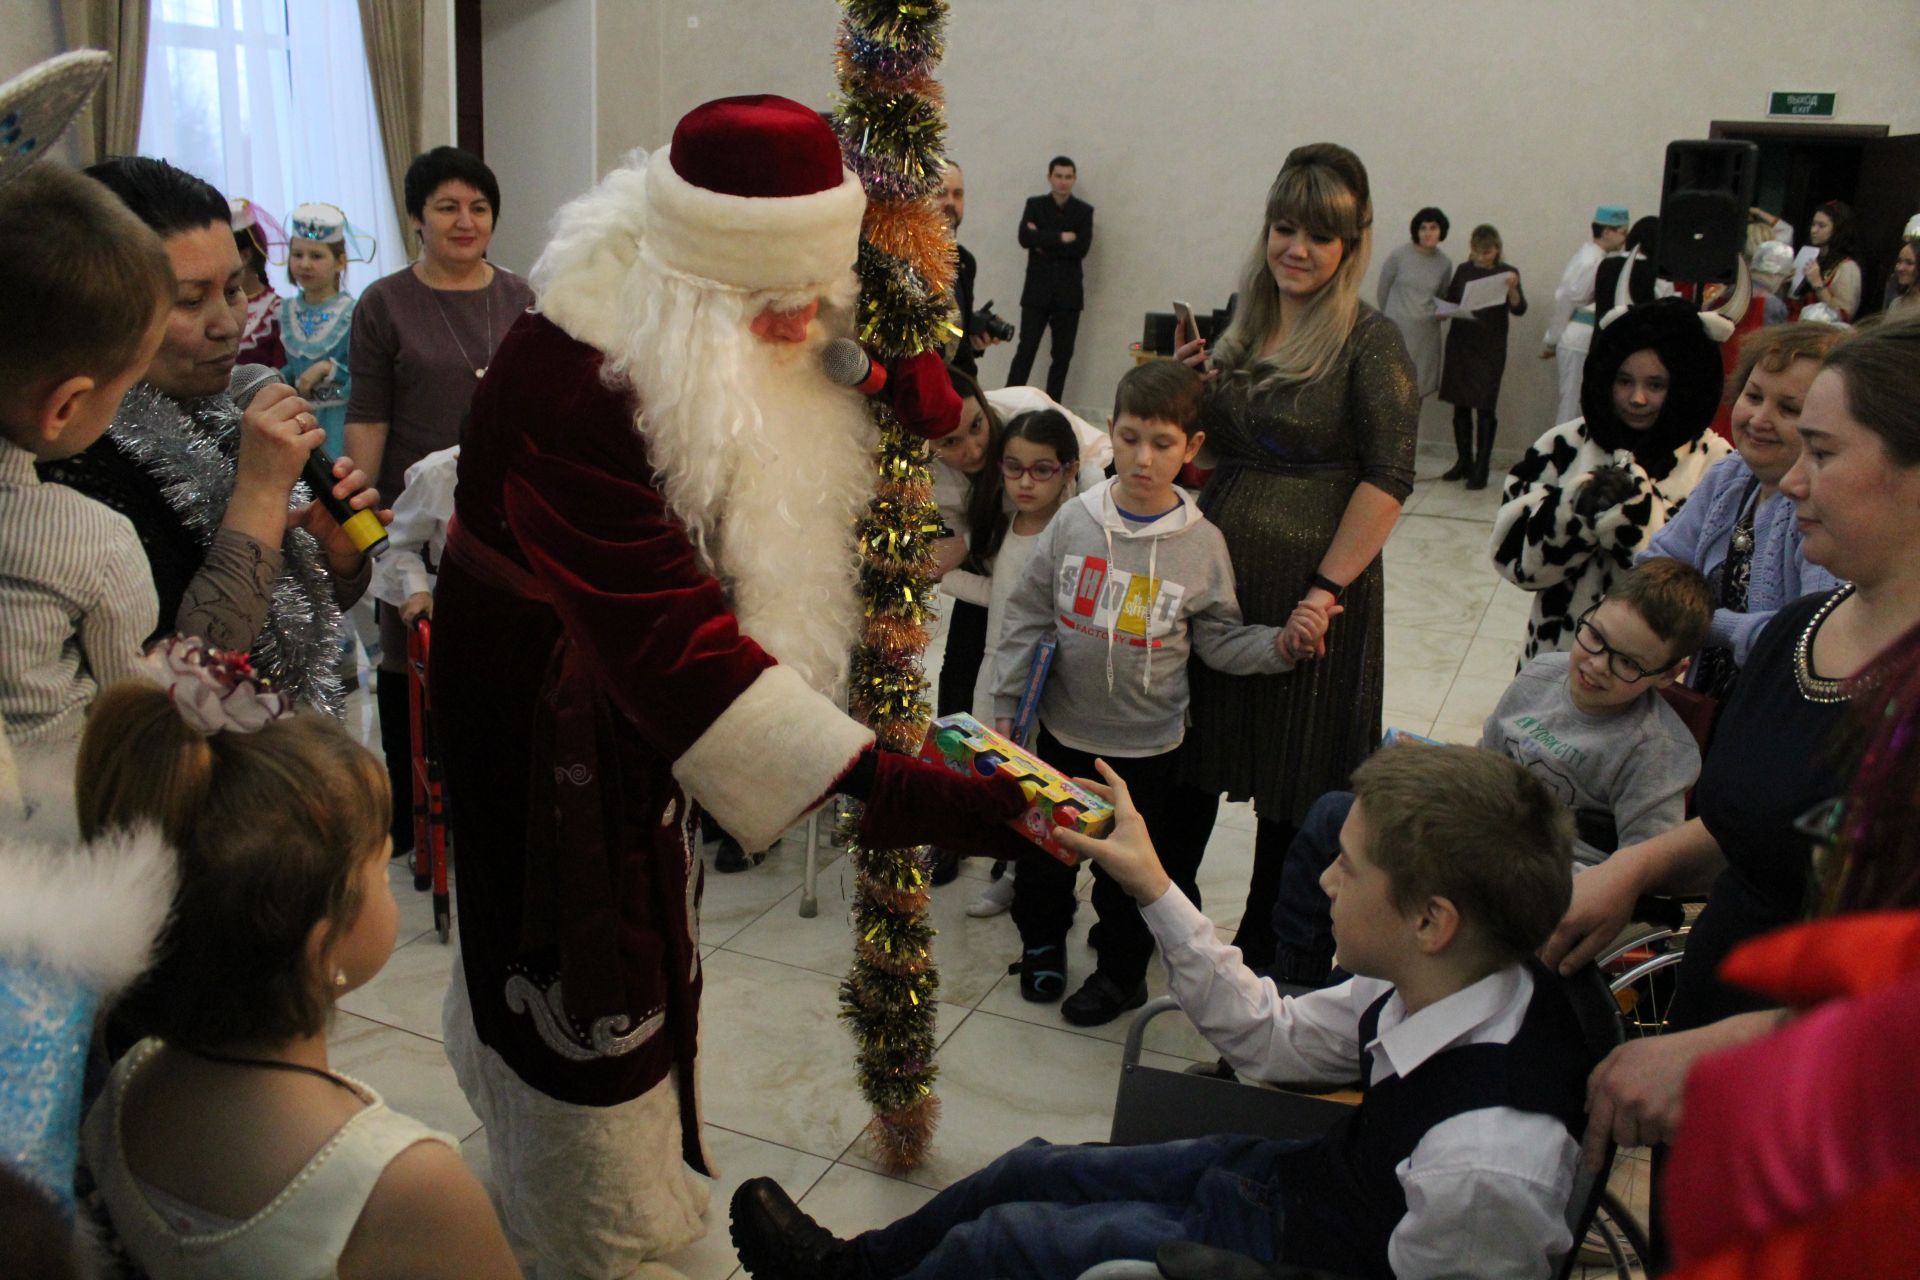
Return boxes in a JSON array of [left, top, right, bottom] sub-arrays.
[[228, 364, 388, 558], [822, 338, 888, 396]]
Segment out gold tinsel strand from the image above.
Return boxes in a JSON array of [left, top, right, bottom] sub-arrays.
[[866, 1097, 941, 1170], [863, 199, 958, 297], [837, 0, 954, 1176]]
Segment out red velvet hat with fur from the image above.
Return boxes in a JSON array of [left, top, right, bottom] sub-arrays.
[[644, 94, 866, 293]]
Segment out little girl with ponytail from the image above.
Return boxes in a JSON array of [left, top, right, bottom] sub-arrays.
[[77, 639, 517, 1280]]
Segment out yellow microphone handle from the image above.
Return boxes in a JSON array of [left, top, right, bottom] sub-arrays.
[[340, 508, 390, 556]]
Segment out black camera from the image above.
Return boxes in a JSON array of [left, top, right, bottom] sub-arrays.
[[972, 299, 1016, 343]]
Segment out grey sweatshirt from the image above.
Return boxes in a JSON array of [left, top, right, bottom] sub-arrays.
[[1478, 652, 1701, 865], [991, 479, 1290, 757]]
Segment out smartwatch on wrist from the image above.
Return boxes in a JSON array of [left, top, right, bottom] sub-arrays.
[[1309, 572, 1345, 602]]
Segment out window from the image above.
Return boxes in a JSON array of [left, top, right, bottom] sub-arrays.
[[139, 0, 406, 287]]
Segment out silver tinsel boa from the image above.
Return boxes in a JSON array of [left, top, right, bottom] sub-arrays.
[[110, 383, 346, 716]]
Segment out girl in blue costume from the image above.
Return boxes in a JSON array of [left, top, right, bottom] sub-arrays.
[[282, 202, 372, 456]]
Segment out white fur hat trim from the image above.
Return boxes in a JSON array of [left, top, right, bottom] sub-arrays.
[[642, 144, 867, 293]]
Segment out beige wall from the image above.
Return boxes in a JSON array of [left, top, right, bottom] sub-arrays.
[[481, 0, 600, 271], [19, 2, 1920, 448], [480, 0, 1920, 450], [478, 0, 1920, 453]]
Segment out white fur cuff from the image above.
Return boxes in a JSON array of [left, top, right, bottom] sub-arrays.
[[645, 146, 867, 293], [672, 665, 873, 852]]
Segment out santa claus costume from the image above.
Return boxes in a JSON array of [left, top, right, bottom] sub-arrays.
[[431, 96, 1022, 1278]]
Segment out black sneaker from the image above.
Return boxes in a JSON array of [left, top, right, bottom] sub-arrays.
[[1061, 971, 1148, 1027], [1009, 943, 1067, 1003], [714, 835, 765, 873], [928, 846, 961, 885], [730, 1177, 862, 1280]]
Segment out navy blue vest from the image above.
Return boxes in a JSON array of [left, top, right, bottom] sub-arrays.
[[1273, 961, 1593, 1280]]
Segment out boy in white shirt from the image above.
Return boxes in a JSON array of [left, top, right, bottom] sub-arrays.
[[731, 745, 1592, 1280]]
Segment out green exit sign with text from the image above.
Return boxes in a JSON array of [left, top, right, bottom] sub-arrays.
[[1769, 92, 1836, 118]]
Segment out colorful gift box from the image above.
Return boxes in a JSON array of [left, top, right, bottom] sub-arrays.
[[919, 713, 1114, 864]]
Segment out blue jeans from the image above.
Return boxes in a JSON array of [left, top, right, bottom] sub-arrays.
[[1270, 791, 1353, 977], [855, 1134, 1298, 1280]]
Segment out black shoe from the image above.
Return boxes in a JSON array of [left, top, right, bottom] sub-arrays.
[[730, 1177, 861, 1280], [1061, 971, 1148, 1027], [1182, 1056, 1238, 1081], [715, 835, 765, 873], [928, 846, 961, 886], [1010, 943, 1067, 1003], [1440, 458, 1468, 481]]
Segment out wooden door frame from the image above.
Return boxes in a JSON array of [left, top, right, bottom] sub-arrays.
[[455, 0, 484, 158]]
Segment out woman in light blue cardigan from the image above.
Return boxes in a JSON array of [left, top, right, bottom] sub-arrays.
[[1640, 323, 1844, 697]]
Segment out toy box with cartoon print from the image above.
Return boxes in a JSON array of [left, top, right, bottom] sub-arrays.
[[918, 713, 1114, 864]]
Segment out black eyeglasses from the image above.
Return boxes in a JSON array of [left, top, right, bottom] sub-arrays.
[[1572, 606, 1683, 683], [1000, 457, 1064, 481]]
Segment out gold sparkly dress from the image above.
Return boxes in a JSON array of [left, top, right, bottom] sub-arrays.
[[1184, 305, 1418, 824]]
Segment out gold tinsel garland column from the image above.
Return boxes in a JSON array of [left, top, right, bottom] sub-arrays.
[[832, 0, 959, 1173]]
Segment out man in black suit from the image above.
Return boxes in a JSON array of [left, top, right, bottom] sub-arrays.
[[1007, 155, 1093, 402], [937, 160, 1004, 378]]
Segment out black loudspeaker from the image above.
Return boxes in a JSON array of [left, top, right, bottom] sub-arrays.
[[1142, 311, 1177, 354], [1657, 140, 1759, 283]]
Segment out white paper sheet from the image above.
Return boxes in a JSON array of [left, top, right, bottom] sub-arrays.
[[1435, 272, 1514, 317]]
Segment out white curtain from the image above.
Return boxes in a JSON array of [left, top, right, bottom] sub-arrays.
[[137, 0, 406, 287]]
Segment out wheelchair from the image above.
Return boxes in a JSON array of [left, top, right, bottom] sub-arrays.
[[1081, 962, 1634, 1280]]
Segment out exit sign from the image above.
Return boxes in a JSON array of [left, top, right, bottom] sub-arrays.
[[1769, 92, 1836, 118]]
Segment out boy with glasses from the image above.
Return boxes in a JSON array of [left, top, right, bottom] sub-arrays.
[[1261, 557, 1711, 987]]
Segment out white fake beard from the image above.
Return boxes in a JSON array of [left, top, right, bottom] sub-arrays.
[[609, 269, 875, 694]]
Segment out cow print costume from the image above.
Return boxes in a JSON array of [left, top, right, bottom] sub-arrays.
[[1491, 297, 1731, 662]]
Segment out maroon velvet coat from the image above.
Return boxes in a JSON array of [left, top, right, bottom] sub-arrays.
[[432, 311, 862, 1165]]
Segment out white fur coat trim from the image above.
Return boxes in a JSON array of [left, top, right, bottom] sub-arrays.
[[644, 145, 867, 293], [673, 665, 872, 853], [0, 827, 174, 992]]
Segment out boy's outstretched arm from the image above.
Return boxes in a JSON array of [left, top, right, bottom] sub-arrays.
[[1053, 763, 1363, 1085]]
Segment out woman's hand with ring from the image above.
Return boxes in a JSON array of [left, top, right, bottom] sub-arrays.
[[235, 381, 322, 501]]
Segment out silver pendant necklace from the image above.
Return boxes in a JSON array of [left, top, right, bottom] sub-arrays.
[[427, 266, 495, 379]]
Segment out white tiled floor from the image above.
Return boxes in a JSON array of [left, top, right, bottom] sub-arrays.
[[336, 447, 1644, 1278]]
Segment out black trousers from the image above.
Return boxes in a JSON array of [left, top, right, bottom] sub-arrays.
[[1007, 305, 1081, 403], [1011, 729, 1191, 987], [1155, 782, 1298, 971], [938, 599, 989, 717], [376, 669, 415, 854]]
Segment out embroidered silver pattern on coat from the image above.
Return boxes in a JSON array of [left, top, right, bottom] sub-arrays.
[[502, 972, 665, 1062]]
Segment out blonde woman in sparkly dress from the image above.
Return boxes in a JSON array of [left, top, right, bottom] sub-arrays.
[[1169, 144, 1418, 972]]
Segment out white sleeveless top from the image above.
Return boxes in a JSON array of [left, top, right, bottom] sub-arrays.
[[82, 1039, 454, 1280]]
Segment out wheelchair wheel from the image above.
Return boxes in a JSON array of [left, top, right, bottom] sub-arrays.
[[1603, 926, 1690, 1040], [1581, 1188, 1652, 1277]]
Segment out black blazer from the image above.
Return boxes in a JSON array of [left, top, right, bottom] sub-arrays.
[[1018, 193, 1094, 310], [951, 242, 979, 375]]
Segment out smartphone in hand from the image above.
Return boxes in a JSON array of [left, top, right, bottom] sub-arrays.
[[1172, 299, 1200, 346]]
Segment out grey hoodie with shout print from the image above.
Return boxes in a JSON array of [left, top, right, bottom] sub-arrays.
[[991, 478, 1292, 758]]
